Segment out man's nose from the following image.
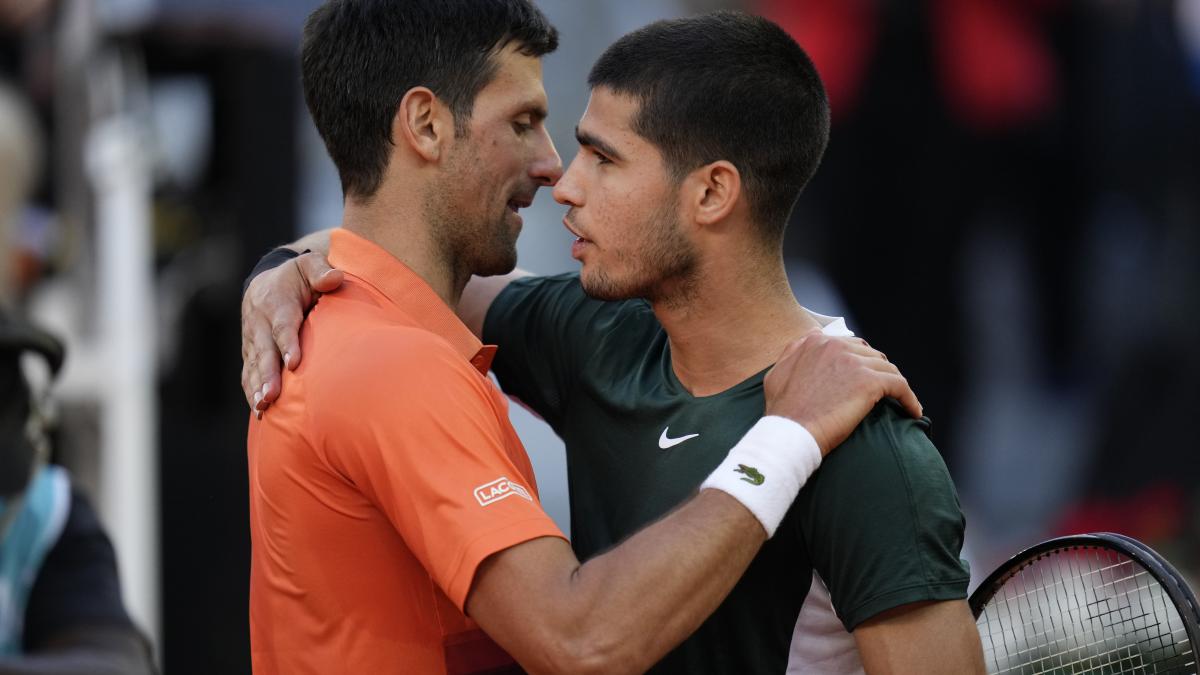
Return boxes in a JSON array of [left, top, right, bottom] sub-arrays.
[[552, 157, 583, 206], [531, 128, 563, 186]]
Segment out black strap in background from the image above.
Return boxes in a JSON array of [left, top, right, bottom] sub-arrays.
[[241, 247, 308, 297]]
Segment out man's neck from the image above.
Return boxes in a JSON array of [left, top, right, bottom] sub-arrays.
[[653, 254, 821, 397], [341, 193, 464, 308]]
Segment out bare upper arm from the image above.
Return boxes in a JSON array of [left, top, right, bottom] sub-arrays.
[[853, 599, 984, 675], [465, 535, 590, 674], [459, 269, 533, 339]]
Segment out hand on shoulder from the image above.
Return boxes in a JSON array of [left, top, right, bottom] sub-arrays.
[[241, 250, 343, 417], [763, 331, 921, 455]]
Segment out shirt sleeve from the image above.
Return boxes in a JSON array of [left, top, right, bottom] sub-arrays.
[[794, 401, 971, 631], [482, 273, 620, 430], [22, 489, 136, 651], [310, 328, 566, 611]]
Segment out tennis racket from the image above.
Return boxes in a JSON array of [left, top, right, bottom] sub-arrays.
[[970, 532, 1200, 674]]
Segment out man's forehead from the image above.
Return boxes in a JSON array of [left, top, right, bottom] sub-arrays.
[[491, 44, 545, 83], [582, 86, 637, 119], [578, 87, 641, 144], [482, 48, 549, 109]]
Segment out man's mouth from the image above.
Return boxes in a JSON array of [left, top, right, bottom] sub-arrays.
[[562, 213, 590, 243], [563, 213, 594, 261]]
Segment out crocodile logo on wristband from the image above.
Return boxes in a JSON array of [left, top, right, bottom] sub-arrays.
[[734, 464, 765, 486]]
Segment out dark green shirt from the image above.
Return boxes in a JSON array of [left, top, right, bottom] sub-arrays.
[[484, 273, 970, 674]]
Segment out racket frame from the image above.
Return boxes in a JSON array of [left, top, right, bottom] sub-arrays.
[[969, 531, 1200, 670]]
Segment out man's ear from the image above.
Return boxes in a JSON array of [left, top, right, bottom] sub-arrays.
[[687, 160, 742, 227], [393, 87, 452, 163]]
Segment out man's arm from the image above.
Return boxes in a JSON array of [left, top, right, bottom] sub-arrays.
[[457, 270, 529, 338], [467, 490, 762, 674], [853, 600, 985, 675], [459, 332, 917, 674], [796, 397, 979, 673]]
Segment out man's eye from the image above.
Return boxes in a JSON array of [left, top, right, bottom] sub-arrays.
[[594, 151, 611, 165], [513, 120, 533, 133]]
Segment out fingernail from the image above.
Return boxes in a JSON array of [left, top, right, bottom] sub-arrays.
[[254, 391, 262, 406], [283, 352, 292, 368], [261, 382, 271, 396], [256, 410, 263, 420]]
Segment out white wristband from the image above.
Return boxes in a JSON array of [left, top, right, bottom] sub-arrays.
[[699, 416, 822, 537]]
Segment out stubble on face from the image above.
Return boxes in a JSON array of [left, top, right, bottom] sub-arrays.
[[579, 196, 699, 306], [424, 137, 521, 280]]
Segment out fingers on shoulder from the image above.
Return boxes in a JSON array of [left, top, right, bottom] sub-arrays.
[[295, 250, 334, 278]]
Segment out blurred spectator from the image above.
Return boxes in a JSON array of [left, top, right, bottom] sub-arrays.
[[1, 75, 152, 673], [0, 308, 153, 674]]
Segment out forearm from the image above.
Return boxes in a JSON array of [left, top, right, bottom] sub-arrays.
[[472, 417, 823, 672], [565, 489, 764, 672], [472, 489, 766, 675]]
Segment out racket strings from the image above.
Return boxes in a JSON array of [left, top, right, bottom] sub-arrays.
[[977, 546, 1196, 674], [980, 556, 1191, 674], [993, 569, 1175, 656], [988, 553, 1188, 673]]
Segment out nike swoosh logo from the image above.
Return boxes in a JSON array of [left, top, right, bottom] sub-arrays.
[[659, 427, 700, 450]]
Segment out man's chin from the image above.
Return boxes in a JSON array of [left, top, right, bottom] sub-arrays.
[[472, 247, 518, 277], [476, 260, 518, 277], [580, 269, 639, 302]]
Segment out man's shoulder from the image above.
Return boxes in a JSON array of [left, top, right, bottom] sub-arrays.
[[796, 402, 969, 630], [828, 400, 941, 472], [802, 400, 959, 514], [304, 318, 483, 400]]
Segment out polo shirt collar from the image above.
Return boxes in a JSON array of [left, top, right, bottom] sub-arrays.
[[328, 228, 496, 374]]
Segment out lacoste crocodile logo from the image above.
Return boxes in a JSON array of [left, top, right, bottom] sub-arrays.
[[734, 464, 764, 486]]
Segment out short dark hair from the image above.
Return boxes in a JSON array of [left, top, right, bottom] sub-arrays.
[[301, 0, 558, 199], [588, 11, 829, 242]]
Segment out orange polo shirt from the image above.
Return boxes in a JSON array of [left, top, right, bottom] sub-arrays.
[[247, 228, 566, 674]]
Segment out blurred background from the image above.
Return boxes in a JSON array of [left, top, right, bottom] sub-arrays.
[[1, 0, 1197, 671]]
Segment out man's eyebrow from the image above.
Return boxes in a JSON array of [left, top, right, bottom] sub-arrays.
[[575, 126, 623, 161], [516, 102, 548, 121]]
